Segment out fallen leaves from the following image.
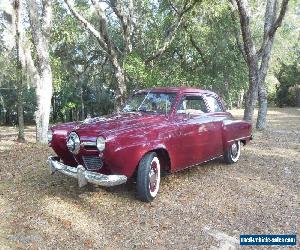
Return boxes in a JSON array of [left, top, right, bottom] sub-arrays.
[[0, 108, 299, 249]]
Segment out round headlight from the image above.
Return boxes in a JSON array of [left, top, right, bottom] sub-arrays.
[[96, 136, 106, 151], [47, 130, 53, 143], [67, 132, 80, 154]]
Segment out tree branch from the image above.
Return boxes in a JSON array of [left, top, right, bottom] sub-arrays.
[[64, 0, 107, 51], [145, 0, 199, 64], [234, 0, 258, 66], [269, 0, 289, 37], [257, 0, 289, 57], [28, 0, 43, 45], [28, 0, 52, 75], [23, 39, 41, 86], [90, 0, 121, 55], [109, 0, 133, 53], [189, 35, 208, 67], [228, 4, 247, 63], [41, 0, 52, 36]]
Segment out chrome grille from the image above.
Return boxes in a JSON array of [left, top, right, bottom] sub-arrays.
[[82, 156, 103, 171]]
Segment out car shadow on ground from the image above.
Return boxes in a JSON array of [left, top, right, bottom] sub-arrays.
[[32, 156, 226, 203]]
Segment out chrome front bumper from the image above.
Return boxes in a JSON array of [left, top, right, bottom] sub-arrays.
[[47, 156, 127, 187]]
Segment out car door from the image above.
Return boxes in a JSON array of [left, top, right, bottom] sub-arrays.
[[202, 94, 225, 158], [173, 94, 215, 171]]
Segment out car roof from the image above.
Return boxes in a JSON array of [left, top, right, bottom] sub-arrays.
[[137, 87, 216, 95]]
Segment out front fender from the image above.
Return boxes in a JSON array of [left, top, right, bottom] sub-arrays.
[[104, 141, 168, 178]]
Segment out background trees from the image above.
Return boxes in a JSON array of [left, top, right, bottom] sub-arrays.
[[0, 0, 299, 142], [232, 0, 290, 129]]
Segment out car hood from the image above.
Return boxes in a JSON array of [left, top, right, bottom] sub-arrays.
[[67, 112, 167, 137]]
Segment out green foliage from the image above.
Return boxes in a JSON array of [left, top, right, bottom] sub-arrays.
[[125, 53, 152, 87], [275, 61, 300, 107], [1, 0, 299, 124]]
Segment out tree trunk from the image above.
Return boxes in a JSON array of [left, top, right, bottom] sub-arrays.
[[16, 82, 25, 142], [65, 0, 127, 107], [234, 0, 260, 122], [0, 95, 4, 125], [35, 69, 52, 143], [64, 0, 196, 107], [242, 54, 259, 122], [113, 64, 126, 107], [234, 0, 289, 128], [256, 84, 268, 129], [237, 89, 244, 108], [255, 0, 278, 130], [5, 108, 10, 125], [243, 74, 258, 121], [296, 86, 300, 107], [80, 86, 85, 120], [28, 0, 53, 143], [13, 0, 25, 142], [52, 93, 57, 122]]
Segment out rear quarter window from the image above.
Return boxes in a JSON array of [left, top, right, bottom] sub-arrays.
[[205, 95, 223, 112]]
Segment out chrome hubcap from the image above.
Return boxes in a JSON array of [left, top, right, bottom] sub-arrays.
[[231, 143, 238, 157], [149, 161, 158, 192], [231, 141, 241, 162]]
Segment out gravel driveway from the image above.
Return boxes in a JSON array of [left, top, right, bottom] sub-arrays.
[[0, 108, 299, 249]]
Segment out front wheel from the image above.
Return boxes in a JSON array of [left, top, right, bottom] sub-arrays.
[[137, 152, 161, 202], [224, 140, 241, 164]]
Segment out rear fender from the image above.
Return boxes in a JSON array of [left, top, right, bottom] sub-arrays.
[[222, 120, 252, 151]]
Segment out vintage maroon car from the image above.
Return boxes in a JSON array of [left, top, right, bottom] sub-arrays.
[[48, 87, 252, 201]]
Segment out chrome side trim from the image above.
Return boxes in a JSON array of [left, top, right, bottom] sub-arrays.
[[47, 156, 127, 187], [227, 135, 252, 143], [80, 141, 96, 146]]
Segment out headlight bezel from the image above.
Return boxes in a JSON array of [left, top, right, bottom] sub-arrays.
[[96, 136, 106, 152], [67, 132, 80, 154]]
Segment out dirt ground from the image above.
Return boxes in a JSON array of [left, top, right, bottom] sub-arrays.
[[0, 108, 299, 249]]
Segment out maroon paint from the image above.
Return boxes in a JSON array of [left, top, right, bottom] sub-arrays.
[[49, 87, 252, 177]]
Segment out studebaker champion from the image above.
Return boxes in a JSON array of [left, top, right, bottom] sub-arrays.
[[47, 87, 252, 202]]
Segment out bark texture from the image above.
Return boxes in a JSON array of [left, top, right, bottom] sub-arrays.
[[13, 0, 25, 142], [234, 0, 289, 129], [27, 0, 53, 143], [256, 0, 288, 130], [235, 0, 259, 122]]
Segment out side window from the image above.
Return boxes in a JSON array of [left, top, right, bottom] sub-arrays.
[[177, 96, 208, 115], [205, 95, 223, 112]]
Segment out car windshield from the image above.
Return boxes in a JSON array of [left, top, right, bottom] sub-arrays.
[[123, 91, 176, 114]]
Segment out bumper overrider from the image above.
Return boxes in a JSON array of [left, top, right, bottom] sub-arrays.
[[47, 156, 127, 187]]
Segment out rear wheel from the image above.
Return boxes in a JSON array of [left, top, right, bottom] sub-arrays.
[[224, 140, 241, 164], [137, 152, 161, 202]]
